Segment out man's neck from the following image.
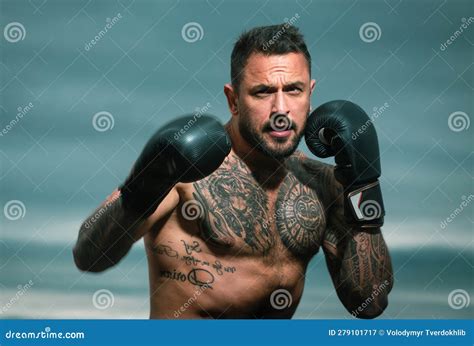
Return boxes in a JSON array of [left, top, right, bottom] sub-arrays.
[[225, 121, 289, 189]]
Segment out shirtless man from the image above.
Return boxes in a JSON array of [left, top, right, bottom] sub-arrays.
[[73, 24, 393, 319]]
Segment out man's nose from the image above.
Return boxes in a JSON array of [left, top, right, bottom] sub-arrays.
[[271, 90, 290, 115]]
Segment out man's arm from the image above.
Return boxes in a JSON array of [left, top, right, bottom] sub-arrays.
[[73, 114, 231, 273], [73, 188, 179, 273], [322, 176, 393, 319]]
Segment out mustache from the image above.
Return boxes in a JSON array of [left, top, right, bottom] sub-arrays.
[[263, 113, 297, 132]]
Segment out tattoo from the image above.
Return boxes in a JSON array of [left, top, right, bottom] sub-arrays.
[[187, 268, 215, 288], [320, 163, 393, 313], [192, 154, 274, 253], [151, 240, 237, 286], [160, 268, 215, 289], [149, 243, 179, 258], [74, 193, 145, 272], [182, 254, 201, 266], [160, 269, 187, 282], [275, 173, 325, 258], [181, 240, 201, 255]]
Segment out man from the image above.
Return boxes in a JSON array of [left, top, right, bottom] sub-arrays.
[[73, 24, 393, 319]]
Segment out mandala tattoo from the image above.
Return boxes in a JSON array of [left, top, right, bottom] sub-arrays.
[[275, 174, 325, 258]]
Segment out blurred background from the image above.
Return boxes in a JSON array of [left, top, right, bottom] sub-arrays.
[[0, 0, 472, 319]]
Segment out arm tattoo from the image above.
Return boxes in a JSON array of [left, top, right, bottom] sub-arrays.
[[316, 161, 393, 313], [73, 192, 145, 272]]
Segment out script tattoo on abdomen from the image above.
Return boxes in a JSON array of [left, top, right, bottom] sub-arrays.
[[150, 240, 237, 289], [192, 155, 274, 253], [275, 174, 325, 258]]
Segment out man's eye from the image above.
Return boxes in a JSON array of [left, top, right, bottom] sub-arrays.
[[255, 91, 271, 97], [287, 87, 302, 95]]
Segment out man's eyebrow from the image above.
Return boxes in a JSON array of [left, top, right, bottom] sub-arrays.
[[283, 81, 305, 90], [249, 81, 306, 93], [249, 84, 276, 93]]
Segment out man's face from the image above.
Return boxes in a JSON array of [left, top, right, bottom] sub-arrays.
[[231, 52, 315, 159]]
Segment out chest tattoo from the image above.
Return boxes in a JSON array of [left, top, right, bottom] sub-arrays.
[[275, 174, 325, 257], [192, 156, 274, 253], [191, 154, 325, 257]]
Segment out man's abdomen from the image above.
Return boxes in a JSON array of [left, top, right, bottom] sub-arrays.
[[144, 211, 307, 319]]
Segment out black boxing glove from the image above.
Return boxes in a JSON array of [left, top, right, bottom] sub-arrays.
[[305, 100, 384, 228], [120, 114, 231, 217]]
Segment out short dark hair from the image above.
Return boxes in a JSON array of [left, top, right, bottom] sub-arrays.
[[230, 24, 311, 91]]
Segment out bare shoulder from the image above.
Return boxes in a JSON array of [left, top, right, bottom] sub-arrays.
[[286, 151, 335, 188], [286, 151, 339, 210]]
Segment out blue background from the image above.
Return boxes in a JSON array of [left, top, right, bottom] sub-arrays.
[[0, 0, 472, 319]]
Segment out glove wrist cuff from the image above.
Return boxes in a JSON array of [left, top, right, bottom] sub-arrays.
[[344, 180, 385, 228]]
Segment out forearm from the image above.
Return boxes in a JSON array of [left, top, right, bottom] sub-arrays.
[[73, 196, 146, 272], [326, 228, 393, 317]]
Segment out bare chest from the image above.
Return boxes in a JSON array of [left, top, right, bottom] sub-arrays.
[[182, 159, 326, 259]]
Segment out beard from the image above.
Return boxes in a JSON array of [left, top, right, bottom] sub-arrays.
[[238, 111, 306, 160]]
